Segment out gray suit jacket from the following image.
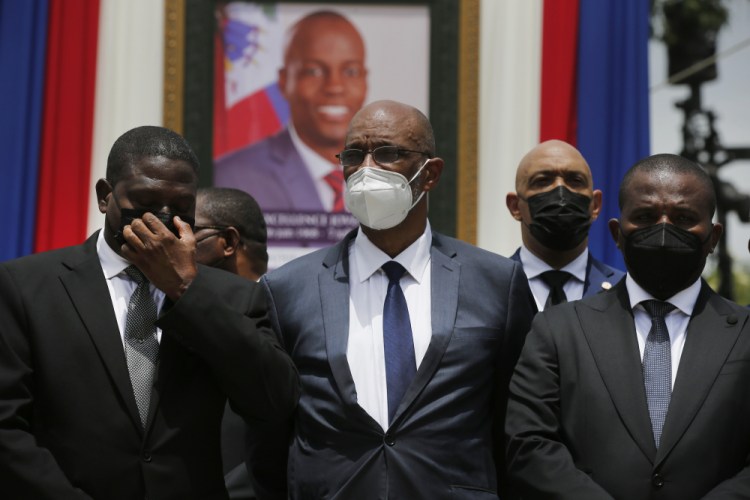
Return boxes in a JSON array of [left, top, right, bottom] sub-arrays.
[[506, 280, 750, 499], [257, 229, 535, 499], [213, 129, 325, 212]]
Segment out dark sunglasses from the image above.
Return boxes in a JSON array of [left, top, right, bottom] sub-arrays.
[[336, 145, 430, 167]]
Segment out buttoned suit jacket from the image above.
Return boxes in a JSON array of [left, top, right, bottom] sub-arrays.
[[214, 129, 325, 212], [510, 248, 624, 302], [0, 233, 299, 500], [258, 229, 535, 499], [506, 280, 750, 499]]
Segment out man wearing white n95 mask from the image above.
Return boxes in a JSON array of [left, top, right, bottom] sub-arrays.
[[251, 99, 535, 498]]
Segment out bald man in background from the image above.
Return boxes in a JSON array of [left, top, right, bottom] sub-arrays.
[[506, 140, 624, 311], [214, 11, 368, 213]]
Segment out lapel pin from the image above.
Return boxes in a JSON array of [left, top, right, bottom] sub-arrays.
[[601, 281, 612, 290]]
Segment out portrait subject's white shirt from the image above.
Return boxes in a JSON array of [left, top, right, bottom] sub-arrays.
[[520, 245, 588, 310], [626, 274, 701, 389], [289, 124, 338, 212], [347, 223, 433, 430], [96, 230, 166, 345]]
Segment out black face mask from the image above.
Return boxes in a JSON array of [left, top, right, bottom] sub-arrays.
[[113, 207, 195, 246], [524, 186, 593, 251], [621, 222, 711, 300]]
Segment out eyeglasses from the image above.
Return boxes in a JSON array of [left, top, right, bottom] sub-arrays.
[[194, 225, 228, 243], [336, 146, 431, 167]]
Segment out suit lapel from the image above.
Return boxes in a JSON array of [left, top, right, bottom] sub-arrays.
[[583, 256, 616, 298], [270, 130, 325, 211], [579, 283, 657, 461], [656, 284, 748, 464], [391, 234, 460, 425], [319, 234, 370, 417], [59, 237, 143, 431]]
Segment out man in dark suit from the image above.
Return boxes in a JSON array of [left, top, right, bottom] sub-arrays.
[[195, 187, 269, 500], [506, 154, 750, 499], [0, 126, 299, 499], [506, 140, 624, 310], [214, 11, 368, 213], [254, 100, 535, 498]]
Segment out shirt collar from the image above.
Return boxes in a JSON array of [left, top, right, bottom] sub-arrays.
[[353, 221, 432, 284], [625, 273, 702, 316], [288, 123, 338, 179], [520, 245, 588, 283], [96, 229, 132, 280]]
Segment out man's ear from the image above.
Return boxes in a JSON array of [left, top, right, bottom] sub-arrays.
[[422, 157, 444, 192], [222, 227, 242, 258], [95, 178, 113, 214], [590, 189, 603, 221], [506, 192, 522, 221], [608, 218, 622, 248]]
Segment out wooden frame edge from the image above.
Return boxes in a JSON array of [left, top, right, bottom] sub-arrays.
[[457, 0, 479, 245], [164, 0, 186, 133]]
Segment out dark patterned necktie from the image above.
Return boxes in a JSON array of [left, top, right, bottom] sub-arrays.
[[382, 261, 416, 425], [123, 266, 159, 428], [324, 169, 346, 212], [539, 270, 573, 308], [641, 299, 676, 448]]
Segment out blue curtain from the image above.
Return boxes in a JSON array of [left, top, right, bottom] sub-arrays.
[[0, 0, 49, 261], [577, 0, 650, 270]]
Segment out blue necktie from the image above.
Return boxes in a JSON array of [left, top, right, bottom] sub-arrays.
[[641, 299, 675, 448], [382, 261, 416, 425]]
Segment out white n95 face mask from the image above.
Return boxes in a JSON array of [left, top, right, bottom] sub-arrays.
[[344, 160, 428, 230]]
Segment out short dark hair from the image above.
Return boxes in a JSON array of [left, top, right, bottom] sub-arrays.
[[619, 153, 716, 215], [106, 126, 200, 185], [197, 187, 268, 268]]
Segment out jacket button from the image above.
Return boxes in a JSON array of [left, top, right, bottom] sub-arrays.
[[652, 473, 664, 488], [142, 451, 152, 463], [384, 433, 395, 446]]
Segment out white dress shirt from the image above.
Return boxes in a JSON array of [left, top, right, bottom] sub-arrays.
[[288, 124, 338, 212], [346, 223, 433, 430], [626, 274, 701, 389], [520, 245, 588, 311], [96, 230, 166, 345]]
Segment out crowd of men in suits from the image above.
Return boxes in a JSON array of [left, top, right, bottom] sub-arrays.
[[1, 98, 749, 500]]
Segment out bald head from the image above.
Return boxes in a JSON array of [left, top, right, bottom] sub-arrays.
[[347, 100, 435, 156], [515, 140, 592, 192], [283, 11, 364, 65]]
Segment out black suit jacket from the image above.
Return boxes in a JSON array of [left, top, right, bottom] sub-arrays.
[[0, 233, 299, 499], [506, 280, 750, 499]]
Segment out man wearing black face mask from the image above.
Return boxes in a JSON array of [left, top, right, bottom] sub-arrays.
[[0, 126, 298, 499], [506, 140, 624, 311], [505, 154, 750, 499]]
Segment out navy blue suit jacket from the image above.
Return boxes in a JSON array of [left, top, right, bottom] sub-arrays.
[[256, 230, 535, 499]]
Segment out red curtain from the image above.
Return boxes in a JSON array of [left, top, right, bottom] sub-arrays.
[[34, 0, 100, 252], [539, 0, 579, 145]]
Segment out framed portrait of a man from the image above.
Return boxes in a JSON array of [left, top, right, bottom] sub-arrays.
[[212, 2, 430, 268]]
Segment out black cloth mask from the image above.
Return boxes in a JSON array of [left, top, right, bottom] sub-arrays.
[[114, 208, 195, 246], [524, 186, 593, 251], [621, 222, 711, 300]]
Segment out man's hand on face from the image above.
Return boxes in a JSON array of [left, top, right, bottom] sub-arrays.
[[120, 213, 198, 301]]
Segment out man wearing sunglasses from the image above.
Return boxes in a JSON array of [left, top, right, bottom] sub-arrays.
[[253, 100, 536, 498]]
